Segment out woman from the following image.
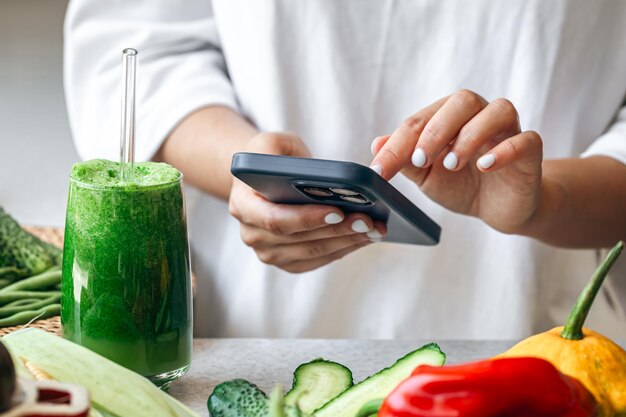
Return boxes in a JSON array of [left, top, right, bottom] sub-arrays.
[[64, 0, 626, 339]]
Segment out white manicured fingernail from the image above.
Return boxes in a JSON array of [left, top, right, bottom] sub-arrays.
[[411, 148, 426, 168], [351, 219, 370, 233], [367, 229, 383, 239], [477, 154, 496, 170], [324, 212, 343, 225], [443, 152, 458, 170], [370, 164, 382, 176], [370, 140, 377, 156]]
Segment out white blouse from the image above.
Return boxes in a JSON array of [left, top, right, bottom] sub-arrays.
[[64, 0, 626, 339]]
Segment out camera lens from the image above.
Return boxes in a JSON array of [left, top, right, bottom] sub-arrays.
[[330, 187, 359, 196], [340, 195, 369, 204], [303, 187, 333, 197]]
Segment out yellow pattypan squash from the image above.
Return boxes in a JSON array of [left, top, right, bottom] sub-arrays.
[[497, 241, 626, 417]]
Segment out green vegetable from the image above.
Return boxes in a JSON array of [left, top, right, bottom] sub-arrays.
[[0, 304, 60, 327], [0, 207, 62, 277], [208, 380, 270, 417], [0, 267, 61, 294], [4, 299, 40, 308], [0, 266, 28, 281], [2, 328, 199, 417], [269, 386, 287, 417], [0, 266, 63, 326], [0, 294, 60, 317], [354, 399, 382, 417], [208, 344, 446, 417], [0, 290, 60, 304], [313, 344, 446, 417], [285, 359, 353, 414], [0, 208, 64, 329], [207, 359, 352, 417]]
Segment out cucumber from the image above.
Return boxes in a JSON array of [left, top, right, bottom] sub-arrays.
[[313, 343, 445, 417], [284, 359, 353, 413]]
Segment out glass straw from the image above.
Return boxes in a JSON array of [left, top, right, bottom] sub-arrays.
[[119, 48, 137, 181]]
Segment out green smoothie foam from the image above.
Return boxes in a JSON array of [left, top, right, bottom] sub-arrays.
[[61, 159, 192, 384], [70, 159, 181, 187]]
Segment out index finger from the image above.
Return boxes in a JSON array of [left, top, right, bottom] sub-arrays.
[[370, 96, 448, 180], [229, 180, 346, 235]]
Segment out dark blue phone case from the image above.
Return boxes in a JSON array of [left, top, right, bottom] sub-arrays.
[[231, 153, 441, 245]]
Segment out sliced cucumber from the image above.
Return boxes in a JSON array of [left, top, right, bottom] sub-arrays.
[[284, 359, 353, 413], [313, 344, 446, 417]]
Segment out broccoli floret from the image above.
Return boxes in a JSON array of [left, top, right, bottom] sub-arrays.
[[209, 380, 270, 417], [0, 207, 62, 277], [208, 380, 310, 417]]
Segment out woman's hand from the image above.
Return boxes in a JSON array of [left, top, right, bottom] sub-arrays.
[[229, 132, 385, 273], [370, 89, 543, 234]]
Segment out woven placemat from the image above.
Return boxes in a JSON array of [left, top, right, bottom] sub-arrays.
[[23, 226, 64, 248], [0, 316, 62, 337]]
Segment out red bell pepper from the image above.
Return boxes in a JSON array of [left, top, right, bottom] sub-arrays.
[[375, 357, 597, 417]]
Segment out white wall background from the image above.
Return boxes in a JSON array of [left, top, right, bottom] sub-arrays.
[[0, 0, 78, 227]]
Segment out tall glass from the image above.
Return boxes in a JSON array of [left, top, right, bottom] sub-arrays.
[[61, 159, 192, 389]]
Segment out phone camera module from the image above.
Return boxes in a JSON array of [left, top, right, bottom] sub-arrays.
[[303, 187, 334, 197], [295, 184, 372, 205]]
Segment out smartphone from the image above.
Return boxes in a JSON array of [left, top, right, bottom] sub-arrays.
[[230, 153, 441, 245]]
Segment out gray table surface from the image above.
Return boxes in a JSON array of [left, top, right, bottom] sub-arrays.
[[168, 339, 526, 416]]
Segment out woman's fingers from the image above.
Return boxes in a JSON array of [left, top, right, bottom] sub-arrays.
[[476, 130, 543, 173], [367, 220, 387, 241], [371, 135, 391, 156], [445, 98, 520, 170], [413, 90, 487, 169], [370, 91, 489, 179], [232, 180, 387, 271], [255, 234, 372, 267], [240, 212, 383, 247], [369, 90, 543, 236], [370, 96, 448, 179], [244, 217, 385, 270], [229, 179, 345, 235], [280, 241, 373, 274], [372, 93, 538, 177]]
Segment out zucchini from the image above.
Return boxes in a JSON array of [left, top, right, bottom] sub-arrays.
[[313, 343, 445, 417], [284, 359, 353, 414]]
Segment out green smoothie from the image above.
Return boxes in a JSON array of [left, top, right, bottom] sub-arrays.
[[61, 159, 192, 387]]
